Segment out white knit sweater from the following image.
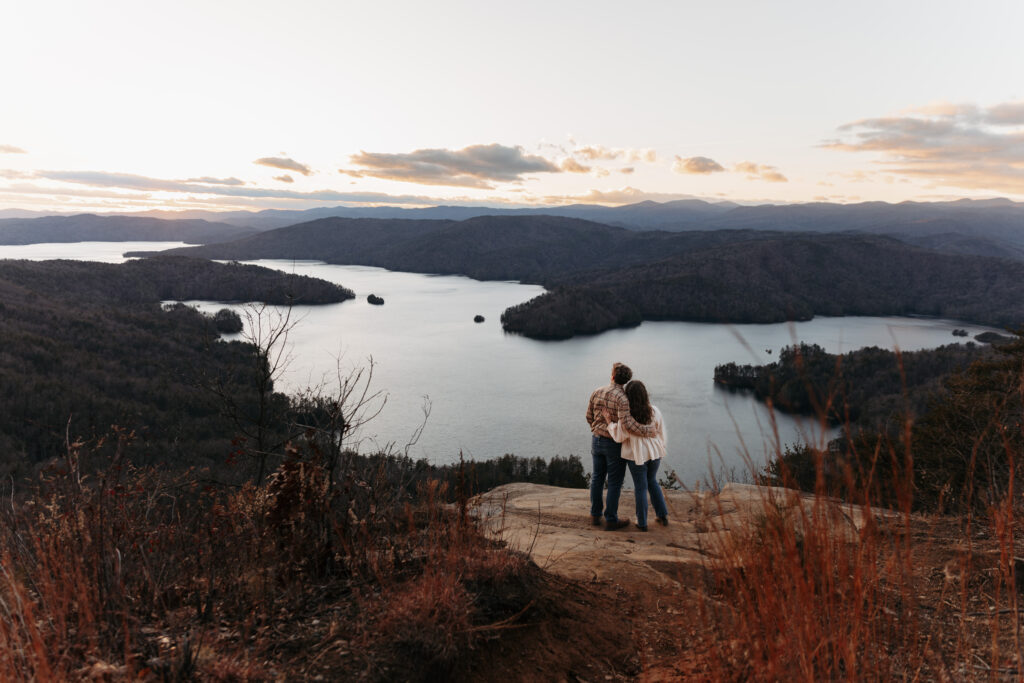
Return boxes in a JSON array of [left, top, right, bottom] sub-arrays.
[[607, 405, 667, 465]]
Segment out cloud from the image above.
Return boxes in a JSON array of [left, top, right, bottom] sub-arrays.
[[630, 149, 657, 163], [184, 176, 246, 186], [620, 167, 635, 175], [339, 143, 560, 188], [0, 145, 26, 154], [986, 102, 1024, 125], [672, 155, 725, 174], [42, 171, 197, 193], [572, 145, 656, 165], [2, 184, 155, 201], [830, 170, 876, 184], [254, 156, 313, 176], [273, 175, 294, 183], [541, 186, 703, 205], [575, 145, 620, 161], [560, 158, 591, 173], [825, 100, 1024, 195], [15, 170, 464, 205], [733, 161, 788, 182]]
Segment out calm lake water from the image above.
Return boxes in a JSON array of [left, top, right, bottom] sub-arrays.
[[3, 242, 1003, 485]]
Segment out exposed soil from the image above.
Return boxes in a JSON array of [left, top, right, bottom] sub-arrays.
[[243, 560, 700, 682]]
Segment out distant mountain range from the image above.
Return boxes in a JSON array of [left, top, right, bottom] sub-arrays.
[[97, 198, 741, 232], [6, 198, 1024, 262], [9, 199, 1024, 339], [131, 214, 1024, 339], [0, 214, 254, 245], [107, 196, 1024, 235]]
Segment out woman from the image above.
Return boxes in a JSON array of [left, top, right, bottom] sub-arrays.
[[603, 380, 669, 531]]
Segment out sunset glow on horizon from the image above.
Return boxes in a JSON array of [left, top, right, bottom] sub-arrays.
[[2, 0, 1023, 214]]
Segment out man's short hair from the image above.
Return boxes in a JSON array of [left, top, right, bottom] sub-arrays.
[[612, 362, 632, 385]]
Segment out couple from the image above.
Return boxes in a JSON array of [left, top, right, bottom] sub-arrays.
[[586, 362, 669, 531]]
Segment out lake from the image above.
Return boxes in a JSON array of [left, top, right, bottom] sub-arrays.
[[2, 242, 1003, 485]]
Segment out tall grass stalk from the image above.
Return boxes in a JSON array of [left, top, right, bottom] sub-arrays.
[[695, 343, 1024, 680]]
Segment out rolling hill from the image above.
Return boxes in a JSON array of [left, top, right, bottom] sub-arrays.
[[130, 215, 1024, 339], [0, 213, 254, 245]]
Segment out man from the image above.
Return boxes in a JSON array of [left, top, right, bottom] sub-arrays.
[[586, 362, 659, 530]]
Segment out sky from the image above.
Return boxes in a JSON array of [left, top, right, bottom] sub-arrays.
[[2, 0, 1023, 214]]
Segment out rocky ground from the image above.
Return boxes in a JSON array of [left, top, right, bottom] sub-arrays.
[[183, 483, 1020, 680], [472, 482, 872, 586], [462, 483, 1023, 681]]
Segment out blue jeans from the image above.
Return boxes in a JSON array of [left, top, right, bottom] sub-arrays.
[[590, 435, 627, 522], [626, 458, 669, 528]]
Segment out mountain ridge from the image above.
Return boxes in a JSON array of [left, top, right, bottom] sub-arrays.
[[0, 213, 255, 245], [129, 215, 1024, 339]]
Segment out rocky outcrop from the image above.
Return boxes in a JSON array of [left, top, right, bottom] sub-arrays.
[[472, 482, 878, 587]]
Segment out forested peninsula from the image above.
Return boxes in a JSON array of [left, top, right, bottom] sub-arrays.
[[501, 233, 1024, 338], [0, 255, 353, 304], [0, 257, 351, 472], [725, 337, 1024, 515], [713, 342, 993, 428], [136, 216, 1024, 339]]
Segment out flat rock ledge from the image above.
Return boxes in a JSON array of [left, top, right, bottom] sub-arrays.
[[472, 482, 880, 588]]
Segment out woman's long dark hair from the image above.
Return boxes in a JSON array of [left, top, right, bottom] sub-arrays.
[[624, 380, 653, 425]]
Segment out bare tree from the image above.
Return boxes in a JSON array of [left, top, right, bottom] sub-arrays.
[[205, 301, 429, 490], [290, 356, 392, 484], [206, 301, 298, 484]]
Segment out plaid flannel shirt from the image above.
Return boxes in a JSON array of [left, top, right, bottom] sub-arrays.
[[586, 382, 659, 438]]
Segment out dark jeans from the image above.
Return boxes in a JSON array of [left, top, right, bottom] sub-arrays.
[[590, 435, 627, 522], [626, 458, 669, 528]]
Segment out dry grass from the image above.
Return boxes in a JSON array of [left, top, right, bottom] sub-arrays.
[[687, 347, 1024, 681], [0, 435, 532, 681], [5, 344, 1024, 681]]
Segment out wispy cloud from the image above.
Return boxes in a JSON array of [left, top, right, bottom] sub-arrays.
[[273, 175, 294, 183], [184, 176, 246, 186], [560, 158, 591, 173], [575, 145, 621, 161], [254, 156, 313, 176], [620, 167, 635, 175], [42, 171, 200, 193], [733, 161, 788, 182], [11, 170, 463, 205], [1, 185, 155, 201], [0, 145, 27, 154], [824, 100, 1024, 194], [339, 143, 560, 188], [541, 186, 701, 205], [630, 149, 657, 163], [570, 144, 656, 167], [672, 155, 725, 174]]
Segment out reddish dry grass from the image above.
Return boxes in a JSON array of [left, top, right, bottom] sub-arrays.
[[688, 348, 1024, 681], [0, 440, 532, 681]]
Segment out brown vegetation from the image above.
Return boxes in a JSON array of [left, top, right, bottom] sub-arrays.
[[0, 434, 550, 680], [5, 420, 1024, 680], [5, 258, 1024, 679]]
